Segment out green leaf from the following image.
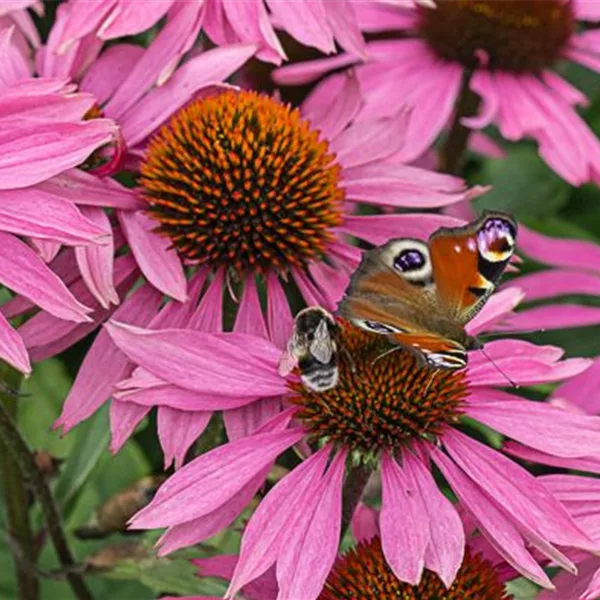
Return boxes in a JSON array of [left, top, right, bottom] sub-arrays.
[[53, 403, 111, 509], [18, 359, 74, 457], [475, 147, 571, 221]]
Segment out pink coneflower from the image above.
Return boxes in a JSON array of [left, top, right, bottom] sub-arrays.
[[53, 0, 367, 66], [104, 290, 598, 597], [275, 0, 600, 184], [32, 21, 476, 441], [0, 26, 121, 375]]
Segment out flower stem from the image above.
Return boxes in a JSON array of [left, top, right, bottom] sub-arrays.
[[340, 462, 372, 539], [0, 383, 95, 600], [0, 366, 39, 600], [438, 69, 480, 175]]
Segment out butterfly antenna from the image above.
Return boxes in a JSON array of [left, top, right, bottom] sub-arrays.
[[479, 347, 519, 389]]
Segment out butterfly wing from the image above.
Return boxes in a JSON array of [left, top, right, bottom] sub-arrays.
[[338, 239, 470, 366], [429, 211, 517, 324]]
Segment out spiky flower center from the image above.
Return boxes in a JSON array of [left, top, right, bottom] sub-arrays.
[[290, 321, 467, 454], [319, 538, 511, 599], [140, 91, 343, 273], [419, 0, 574, 72]]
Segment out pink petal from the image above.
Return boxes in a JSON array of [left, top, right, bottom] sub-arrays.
[[19, 254, 137, 361], [235, 277, 268, 338], [0, 187, 107, 244], [538, 559, 600, 600], [221, 0, 283, 64], [505, 441, 600, 476], [116, 382, 258, 412], [554, 358, 600, 414], [380, 452, 430, 585], [494, 305, 600, 333], [121, 43, 257, 146], [188, 269, 224, 332], [0, 91, 95, 124], [467, 398, 600, 458], [109, 399, 150, 454], [266, 0, 333, 54], [266, 272, 292, 349], [75, 206, 117, 308], [518, 226, 600, 273], [0, 120, 115, 189], [118, 210, 187, 302], [302, 70, 362, 141], [323, 0, 366, 58], [462, 70, 499, 129], [55, 0, 114, 51], [30, 238, 61, 263], [227, 445, 331, 597], [0, 232, 91, 321], [224, 397, 283, 441], [54, 284, 162, 433], [132, 426, 303, 528], [404, 452, 465, 588], [105, 322, 287, 397], [430, 445, 553, 589], [276, 450, 345, 600], [466, 287, 524, 335], [514, 270, 600, 302], [0, 26, 33, 87], [103, 2, 204, 119], [443, 429, 593, 550], [0, 310, 30, 374], [331, 109, 410, 169], [573, 0, 600, 20], [352, 503, 379, 543], [98, 1, 175, 39], [157, 466, 271, 556], [339, 213, 463, 246], [272, 52, 360, 86], [158, 407, 212, 470], [80, 43, 145, 105], [308, 260, 349, 310], [38, 169, 144, 210], [293, 267, 331, 309]]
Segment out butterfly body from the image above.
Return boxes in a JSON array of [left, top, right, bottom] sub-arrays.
[[338, 211, 517, 369]]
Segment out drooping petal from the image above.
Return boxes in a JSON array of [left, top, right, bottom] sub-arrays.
[[266, 272, 293, 350], [430, 446, 553, 589], [0, 310, 30, 374], [276, 450, 346, 600], [380, 452, 430, 585], [54, 284, 162, 433], [158, 407, 212, 470], [352, 503, 379, 543], [443, 430, 593, 550], [132, 420, 301, 529], [404, 452, 465, 588], [0, 232, 91, 322], [156, 465, 271, 556], [466, 287, 525, 335], [494, 304, 600, 333], [227, 446, 331, 598], [553, 358, 600, 414], [118, 210, 187, 302], [109, 399, 150, 454], [75, 206, 118, 308]]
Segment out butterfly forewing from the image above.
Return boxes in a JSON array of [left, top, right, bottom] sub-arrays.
[[429, 211, 517, 324]]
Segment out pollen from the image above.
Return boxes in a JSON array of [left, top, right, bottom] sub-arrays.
[[419, 0, 574, 72], [319, 538, 510, 599], [139, 91, 344, 273], [290, 321, 467, 454]]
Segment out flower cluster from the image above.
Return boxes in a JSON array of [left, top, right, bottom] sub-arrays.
[[2, 1, 600, 600]]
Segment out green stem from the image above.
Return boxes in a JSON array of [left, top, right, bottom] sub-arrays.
[[438, 69, 481, 175], [0, 366, 39, 600], [0, 384, 94, 600], [340, 462, 372, 540]]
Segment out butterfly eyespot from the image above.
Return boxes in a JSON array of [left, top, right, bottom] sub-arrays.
[[394, 249, 426, 272], [477, 217, 516, 263]]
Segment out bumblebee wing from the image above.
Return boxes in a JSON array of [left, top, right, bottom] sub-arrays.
[[309, 319, 334, 364]]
